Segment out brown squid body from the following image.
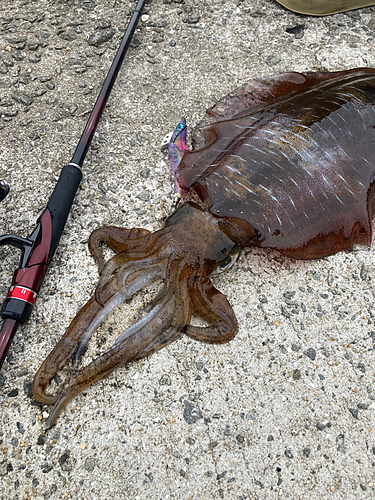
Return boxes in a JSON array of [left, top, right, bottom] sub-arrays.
[[33, 68, 375, 428]]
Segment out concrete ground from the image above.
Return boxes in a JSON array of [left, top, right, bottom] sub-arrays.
[[1, 0, 375, 499]]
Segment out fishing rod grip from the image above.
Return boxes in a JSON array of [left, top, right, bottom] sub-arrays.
[[1, 164, 82, 324], [46, 163, 82, 260]]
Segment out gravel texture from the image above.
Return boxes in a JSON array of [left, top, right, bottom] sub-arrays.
[[1, 1, 375, 499]]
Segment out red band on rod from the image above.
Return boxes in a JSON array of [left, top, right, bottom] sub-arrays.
[[7, 286, 37, 306]]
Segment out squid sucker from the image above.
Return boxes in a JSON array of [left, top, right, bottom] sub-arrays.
[[33, 68, 375, 429]]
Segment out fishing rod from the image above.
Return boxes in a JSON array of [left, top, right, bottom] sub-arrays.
[[0, 0, 146, 368], [0, 180, 9, 202]]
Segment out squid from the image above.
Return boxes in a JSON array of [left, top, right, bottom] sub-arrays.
[[33, 68, 375, 428]]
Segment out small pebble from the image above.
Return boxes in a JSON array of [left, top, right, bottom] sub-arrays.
[[41, 464, 53, 474], [152, 34, 164, 43], [159, 374, 171, 385], [266, 55, 281, 66], [59, 450, 70, 467], [83, 457, 96, 472], [183, 401, 202, 424], [357, 403, 368, 410], [37, 435, 47, 445], [317, 421, 331, 430], [357, 362, 366, 373], [137, 191, 150, 202], [349, 408, 359, 420], [140, 167, 150, 178], [360, 263, 369, 280], [186, 15, 200, 24], [304, 348, 316, 361], [16, 422, 25, 434], [88, 28, 115, 47], [285, 24, 305, 39], [12, 93, 33, 106]]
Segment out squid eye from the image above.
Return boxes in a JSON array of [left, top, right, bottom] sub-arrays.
[[220, 256, 233, 269], [214, 249, 239, 275]]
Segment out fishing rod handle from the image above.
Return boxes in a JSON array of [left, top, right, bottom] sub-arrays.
[[46, 163, 82, 259], [1, 164, 82, 324]]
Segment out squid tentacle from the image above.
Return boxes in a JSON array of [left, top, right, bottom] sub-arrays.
[[140, 256, 178, 315], [116, 259, 166, 295], [115, 257, 189, 351], [94, 253, 132, 303], [95, 255, 164, 305], [95, 237, 169, 305], [113, 287, 174, 349], [43, 285, 181, 430], [74, 263, 166, 365], [73, 292, 126, 368], [75, 263, 166, 364], [32, 275, 119, 405], [132, 284, 189, 362], [33, 261, 167, 405], [89, 226, 152, 272], [34, 256, 185, 421], [42, 258, 193, 429], [185, 277, 238, 344]]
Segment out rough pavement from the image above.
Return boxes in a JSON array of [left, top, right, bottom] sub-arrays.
[[1, 1, 375, 499]]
